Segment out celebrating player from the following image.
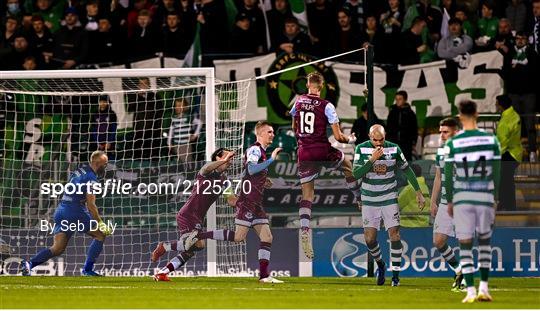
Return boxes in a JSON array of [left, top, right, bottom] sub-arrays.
[[353, 124, 425, 286], [289, 72, 360, 260], [20, 150, 112, 276], [152, 148, 235, 281], [444, 100, 501, 303], [430, 117, 464, 291], [195, 121, 283, 283]]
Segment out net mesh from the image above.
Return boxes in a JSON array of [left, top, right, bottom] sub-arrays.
[[0, 71, 250, 276]]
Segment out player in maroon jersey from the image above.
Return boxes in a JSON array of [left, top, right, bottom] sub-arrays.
[[152, 148, 235, 281], [290, 72, 360, 259], [189, 121, 283, 283]]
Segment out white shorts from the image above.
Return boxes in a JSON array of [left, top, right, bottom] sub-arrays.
[[362, 204, 400, 231], [454, 204, 495, 240], [433, 203, 455, 237]]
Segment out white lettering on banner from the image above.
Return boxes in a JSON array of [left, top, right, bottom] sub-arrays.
[[513, 239, 539, 272], [2, 257, 64, 276], [331, 63, 388, 120], [411, 246, 429, 271], [214, 54, 275, 122], [390, 240, 505, 272], [429, 247, 449, 272], [210, 51, 504, 122], [455, 50, 503, 113], [24, 118, 45, 163], [398, 60, 449, 117]]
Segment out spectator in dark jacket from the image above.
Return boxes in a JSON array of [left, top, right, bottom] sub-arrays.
[[1, 33, 31, 70], [162, 12, 191, 57], [129, 9, 160, 60], [492, 18, 514, 58], [351, 104, 384, 145], [238, 0, 265, 53], [86, 15, 125, 64], [400, 16, 427, 65], [91, 95, 117, 157], [333, 8, 363, 60], [197, 0, 228, 54], [52, 7, 88, 69], [127, 77, 163, 159], [377, 0, 403, 64], [27, 14, 53, 68], [504, 31, 538, 161], [230, 12, 259, 54], [268, 0, 293, 51], [386, 90, 418, 160], [307, 0, 334, 56], [275, 16, 312, 54]]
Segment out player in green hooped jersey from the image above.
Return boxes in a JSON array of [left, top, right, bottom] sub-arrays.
[[444, 100, 501, 303], [353, 124, 426, 287], [430, 117, 464, 291]]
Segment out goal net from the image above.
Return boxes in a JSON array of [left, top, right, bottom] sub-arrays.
[[0, 68, 250, 276]]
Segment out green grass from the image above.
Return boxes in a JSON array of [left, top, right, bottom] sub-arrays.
[[1, 277, 539, 309]]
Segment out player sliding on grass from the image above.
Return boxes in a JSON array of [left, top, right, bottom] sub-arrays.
[[21, 150, 112, 276], [152, 148, 235, 281], [353, 125, 425, 286], [289, 72, 360, 260], [430, 117, 465, 291], [444, 100, 501, 303]]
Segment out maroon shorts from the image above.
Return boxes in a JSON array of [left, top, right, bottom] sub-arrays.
[[297, 145, 344, 184], [234, 201, 268, 228], [176, 215, 203, 235]]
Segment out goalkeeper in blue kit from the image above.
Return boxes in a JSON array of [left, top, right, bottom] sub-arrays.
[[20, 151, 112, 276]]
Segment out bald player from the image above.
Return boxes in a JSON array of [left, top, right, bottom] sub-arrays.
[[21, 150, 111, 276], [289, 72, 360, 260], [353, 125, 425, 286]]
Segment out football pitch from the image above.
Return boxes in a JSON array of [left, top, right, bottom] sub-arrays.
[[1, 277, 539, 309]]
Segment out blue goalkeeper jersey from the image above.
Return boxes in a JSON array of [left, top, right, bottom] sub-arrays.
[[59, 165, 99, 211]]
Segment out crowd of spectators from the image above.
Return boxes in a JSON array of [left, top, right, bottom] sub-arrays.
[[1, 0, 539, 69]]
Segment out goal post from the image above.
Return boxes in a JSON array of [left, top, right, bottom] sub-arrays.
[[0, 67, 248, 276]]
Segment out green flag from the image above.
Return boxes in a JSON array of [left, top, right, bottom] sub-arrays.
[[225, 0, 238, 34], [183, 23, 201, 67], [289, 0, 309, 32]]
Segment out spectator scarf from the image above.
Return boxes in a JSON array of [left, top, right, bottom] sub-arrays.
[[511, 45, 528, 66]]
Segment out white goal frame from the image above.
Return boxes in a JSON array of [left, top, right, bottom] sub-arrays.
[[0, 68, 219, 276]]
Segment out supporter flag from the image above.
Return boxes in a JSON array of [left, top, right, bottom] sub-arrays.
[[440, 7, 450, 39], [225, 0, 238, 34], [183, 23, 201, 67], [290, 0, 309, 32], [259, 0, 272, 50]]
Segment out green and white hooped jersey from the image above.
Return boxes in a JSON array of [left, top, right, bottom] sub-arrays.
[[353, 141, 408, 208], [444, 129, 501, 207], [436, 147, 448, 206]]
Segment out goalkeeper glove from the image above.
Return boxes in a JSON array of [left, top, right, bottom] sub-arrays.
[[98, 220, 112, 236]]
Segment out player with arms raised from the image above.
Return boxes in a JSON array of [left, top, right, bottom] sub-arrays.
[[430, 117, 464, 291], [353, 125, 425, 286], [444, 100, 501, 303], [21, 150, 111, 276], [152, 148, 235, 281], [289, 72, 360, 259]]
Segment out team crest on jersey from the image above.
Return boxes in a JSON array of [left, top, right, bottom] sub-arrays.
[[373, 163, 388, 175], [244, 212, 253, 220], [265, 52, 339, 119], [384, 153, 392, 160]]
